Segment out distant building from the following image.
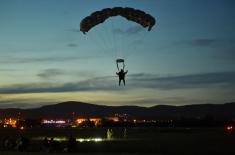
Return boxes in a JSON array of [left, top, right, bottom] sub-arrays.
[[4, 118, 17, 128], [76, 118, 88, 126], [41, 119, 69, 127], [89, 118, 102, 126], [105, 116, 119, 122]]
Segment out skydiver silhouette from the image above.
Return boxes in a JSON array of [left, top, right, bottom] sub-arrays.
[[116, 69, 128, 86]]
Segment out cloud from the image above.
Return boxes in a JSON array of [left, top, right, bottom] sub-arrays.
[[184, 39, 235, 48], [37, 69, 97, 80], [0, 68, 19, 71], [0, 71, 234, 94], [0, 55, 99, 64], [122, 97, 199, 106], [190, 39, 217, 47], [67, 43, 78, 47], [129, 71, 235, 90], [113, 25, 144, 35], [37, 69, 65, 79], [0, 100, 52, 109], [0, 76, 116, 94], [184, 39, 235, 61], [211, 47, 235, 61], [172, 38, 217, 48]]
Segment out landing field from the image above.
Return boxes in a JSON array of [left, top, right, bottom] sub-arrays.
[[0, 127, 234, 155]]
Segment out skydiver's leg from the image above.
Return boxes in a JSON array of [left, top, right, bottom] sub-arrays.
[[123, 79, 125, 86], [119, 79, 121, 86]]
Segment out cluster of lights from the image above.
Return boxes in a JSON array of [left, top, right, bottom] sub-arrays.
[[226, 125, 233, 131], [77, 138, 102, 142], [42, 120, 66, 124], [76, 118, 87, 124], [32, 137, 103, 142], [105, 116, 119, 122], [4, 118, 17, 127]]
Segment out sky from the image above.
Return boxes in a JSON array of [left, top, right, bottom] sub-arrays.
[[0, 0, 235, 108]]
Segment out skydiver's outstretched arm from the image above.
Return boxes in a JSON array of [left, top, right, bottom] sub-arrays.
[[124, 70, 128, 74]]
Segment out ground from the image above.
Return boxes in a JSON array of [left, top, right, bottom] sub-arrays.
[[0, 127, 234, 155]]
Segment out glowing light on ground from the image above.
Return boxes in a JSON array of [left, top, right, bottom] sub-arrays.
[[226, 125, 233, 132], [76, 138, 103, 142], [32, 137, 104, 142]]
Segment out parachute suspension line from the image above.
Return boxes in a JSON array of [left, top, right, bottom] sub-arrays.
[[88, 27, 108, 54], [80, 7, 156, 70], [126, 22, 151, 59], [111, 18, 118, 59], [97, 26, 110, 53], [87, 31, 104, 54], [134, 29, 151, 55], [113, 18, 120, 59], [123, 20, 136, 61], [106, 19, 117, 58], [116, 62, 119, 71], [119, 19, 125, 60], [88, 26, 107, 55], [126, 21, 137, 59], [112, 18, 123, 63], [101, 20, 113, 54]]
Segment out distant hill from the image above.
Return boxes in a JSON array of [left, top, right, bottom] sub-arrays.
[[0, 101, 235, 120]]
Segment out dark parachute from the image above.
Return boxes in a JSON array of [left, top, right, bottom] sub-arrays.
[[80, 7, 156, 34]]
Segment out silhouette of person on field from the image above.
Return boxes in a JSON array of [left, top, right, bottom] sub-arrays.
[[42, 137, 50, 152], [116, 69, 128, 86], [67, 135, 77, 152]]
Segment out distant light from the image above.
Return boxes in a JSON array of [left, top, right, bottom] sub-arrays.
[[94, 138, 102, 142], [20, 126, 24, 130], [76, 138, 103, 142], [226, 126, 233, 131], [78, 138, 84, 142], [54, 137, 67, 142], [42, 120, 66, 124]]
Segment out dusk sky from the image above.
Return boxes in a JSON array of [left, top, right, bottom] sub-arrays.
[[0, 0, 235, 108]]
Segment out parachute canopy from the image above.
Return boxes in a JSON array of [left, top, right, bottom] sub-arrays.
[[80, 7, 156, 34]]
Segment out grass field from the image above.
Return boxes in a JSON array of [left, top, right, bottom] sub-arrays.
[[0, 127, 234, 155]]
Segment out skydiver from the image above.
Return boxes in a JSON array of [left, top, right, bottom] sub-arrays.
[[116, 69, 128, 86]]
